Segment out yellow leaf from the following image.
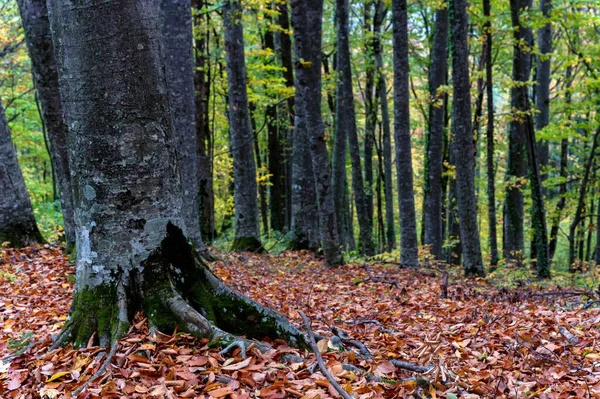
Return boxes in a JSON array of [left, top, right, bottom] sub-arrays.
[[46, 371, 71, 382], [316, 339, 328, 354]]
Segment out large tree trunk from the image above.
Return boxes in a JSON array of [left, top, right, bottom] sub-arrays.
[[483, 0, 498, 267], [392, 0, 419, 267], [535, 0, 552, 183], [160, 0, 206, 252], [17, 0, 75, 251], [0, 99, 44, 248], [450, 0, 485, 276], [422, 5, 448, 260], [46, 0, 305, 350], [336, 0, 374, 256], [374, 1, 396, 251], [193, 0, 216, 243], [223, 0, 263, 252], [291, 0, 343, 266]]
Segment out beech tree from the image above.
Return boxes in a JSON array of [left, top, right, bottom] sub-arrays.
[[17, 0, 75, 251], [46, 0, 304, 349], [392, 0, 418, 267], [0, 99, 44, 247], [422, 4, 448, 260], [291, 0, 343, 266], [223, 0, 263, 252], [450, 0, 485, 276], [159, 0, 206, 252]]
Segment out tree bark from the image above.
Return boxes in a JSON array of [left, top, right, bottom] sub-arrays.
[[223, 0, 263, 251], [374, 1, 396, 251], [193, 0, 216, 243], [291, 0, 343, 265], [450, 0, 485, 276], [595, 196, 600, 264], [363, 4, 375, 234], [335, 0, 374, 256], [422, 4, 448, 260], [17, 0, 75, 251], [46, 0, 305, 350], [535, 0, 552, 183], [277, 1, 294, 232], [0, 99, 44, 248], [160, 0, 206, 252], [483, 0, 498, 267], [392, 0, 419, 267]]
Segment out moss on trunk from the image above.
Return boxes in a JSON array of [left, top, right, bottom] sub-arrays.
[[57, 223, 306, 351]]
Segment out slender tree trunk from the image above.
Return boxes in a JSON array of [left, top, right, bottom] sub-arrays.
[[291, 0, 343, 265], [193, 0, 216, 243], [568, 127, 600, 269], [422, 5, 448, 260], [160, 0, 206, 252], [504, 0, 531, 262], [483, 0, 498, 267], [363, 4, 375, 233], [47, 0, 305, 350], [536, 0, 552, 182], [450, 0, 485, 276], [0, 99, 44, 247], [586, 196, 594, 261], [250, 106, 269, 237], [336, 0, 374, 256], [277, 1, 295, 232], [343, 174, 356, 251], [372, 1, 396, 251], [595, 196, 600, 264], [392, 0, 419, 267], [223, 0, 262, 251], [17, 0, 74, 251]]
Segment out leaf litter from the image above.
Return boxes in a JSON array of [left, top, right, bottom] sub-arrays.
[[1, 245, 600, 398]]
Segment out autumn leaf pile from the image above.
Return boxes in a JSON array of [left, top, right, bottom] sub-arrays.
[[1, 246, 600, 398]]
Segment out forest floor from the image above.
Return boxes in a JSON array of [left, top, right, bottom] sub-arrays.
[[1, 245, 600, 398]]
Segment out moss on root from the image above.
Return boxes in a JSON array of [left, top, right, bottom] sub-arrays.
[[66, 284, 123, 348], [231, 236, 264, 253]]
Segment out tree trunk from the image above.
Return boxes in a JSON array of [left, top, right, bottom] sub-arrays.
[[373, 1, 396, 252], [193, 0, 216, 243], [278, 5, 294, 233], [595, 196, 600, 264], [160, 0, 206, 252], [450, 0, 485, 276], [0, 99, 44, 247], [535, 0, 552, 183], [46, 0, 306, 350], [392, 0, 419, 267], [504, 0, 533, 262], [223, 0, 262, 251], [17, 0, 75, 251], [250, 106, 269, 237], [422, 5, 448, 260], [568, 127, 600, 269], [483, 0, 498, 267], [291, 0, 343, 265], [363, 4, 375, 234], [336, 0, 374, 256]]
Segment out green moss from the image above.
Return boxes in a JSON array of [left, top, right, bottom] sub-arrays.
[[231, 236, 264, 253]]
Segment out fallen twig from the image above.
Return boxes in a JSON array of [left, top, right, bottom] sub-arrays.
[[299, 311, 353, 399]]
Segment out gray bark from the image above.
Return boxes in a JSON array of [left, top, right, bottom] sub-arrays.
[[595, 196, 600, 264], [47, 0, 304, 350], [336, 0, 374, 256], [423, 5, 448, 260], [160, 0, 205, 250], [535, 0, 552, 177], [291, 0, 343, 265], [450, 0, 485, 276], [17, 0, 75, 251], [193, 0, 216, 242], [504, 0, 532, 261], [223, 0, 262, 251], [0, 99, 44, 248], [392, 0, 419, 267], [374, 1, 396, 251], [484, 0, 498, 266]]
